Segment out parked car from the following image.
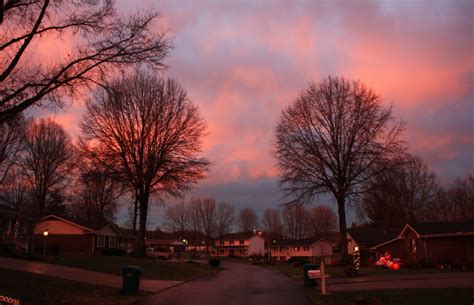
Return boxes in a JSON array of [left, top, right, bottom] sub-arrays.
[[146, 247, 172, 260]]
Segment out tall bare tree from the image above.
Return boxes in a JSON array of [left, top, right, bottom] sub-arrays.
[[309, 205, 337, 239], [164, 201, 190, 237], [0, 114, 26, 182], [22, 118, 74, 216], [70, 161, 122, 226], [80, 72, 210, 256], [434, 175, 474, 222], [193, 197, 217, 251], [216, 201, 235, 236], [357, 153, 439, 226], [0, 0, 171, 122], [237, 207, 258, 232], [282, 204, 309, 239], [274, 76, 404, 264], [262, 208, 284, 241]]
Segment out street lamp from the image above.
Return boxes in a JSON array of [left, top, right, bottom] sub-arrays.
[[43, 230, 49, 257]]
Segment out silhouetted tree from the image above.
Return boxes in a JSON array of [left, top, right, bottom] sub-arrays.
[[164, 201, 190, 237], [216, 201, 235, 236], [22, 118, 74, 216], [0, 0, 171, 122], [262, 208, 284, 241], [70, 161, 122, 226], [237, 207, 258, 232], [0, 114, 26, 182], [282, 204, 309, 239], [80, 72, 210, 256], [357, 153, 439, 226], [193, 197, 217, 251], [434, 175, 474, 222], [309, 205, 337, 239], [274, 76, 404, 264]]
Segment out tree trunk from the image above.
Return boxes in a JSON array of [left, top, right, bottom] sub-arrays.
[[136, 192, 149, 258], [132, 197, 138, 236], [336, 195, 349, 265]]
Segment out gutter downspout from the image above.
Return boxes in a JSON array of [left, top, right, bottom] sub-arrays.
[[423, 238, 428, 264]]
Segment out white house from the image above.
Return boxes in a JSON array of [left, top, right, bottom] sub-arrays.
[[214, 231, 265, 257], [269, 239, 335, 265]]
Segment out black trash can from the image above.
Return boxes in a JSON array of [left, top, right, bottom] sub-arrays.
[[303, 263, 320, 287], [121, 265, 141, 295]]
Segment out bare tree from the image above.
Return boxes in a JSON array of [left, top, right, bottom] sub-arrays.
[[262, 208, 284, 241], [434, 175, 474, 222], [0, 168, 30, 213], [193, 197, 217, 251], [357, 153, 439, 226], [282, 204, 309, 239], [164, 201, 190, 237], [274, 76, 404, 264], [216, 201, 235, 236], [0, 0, 171, 122], [22, 118, 74, 216], [237, 207, 258, 232], [309, 205, 337, 239], [69, 161, 122, 226], [0, 114, 26, 182], [80, 72, 210, 256]]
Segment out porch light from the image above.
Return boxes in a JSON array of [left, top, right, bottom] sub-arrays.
[[43, 230, 49, 237]]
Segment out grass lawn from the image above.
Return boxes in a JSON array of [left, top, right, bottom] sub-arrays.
[[47, 255, 219, 281], [0, 268, 150, 305], [304, 288, 474, 305], [269, 263, 464, 280]]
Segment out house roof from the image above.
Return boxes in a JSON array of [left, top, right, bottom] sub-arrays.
[[409, 221, 474, 235], [40, 215, 125, 236], [217, 231, 262, 240], [271, 238, 317, 247], [347, 227, 402, 248]]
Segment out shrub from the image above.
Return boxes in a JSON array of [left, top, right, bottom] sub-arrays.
[[209, 258, 221, 267], [343, 264, 359, 277]]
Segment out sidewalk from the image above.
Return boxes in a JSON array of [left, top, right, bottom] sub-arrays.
[[0, 256, 182, 292], [324, 271, 474, 292]]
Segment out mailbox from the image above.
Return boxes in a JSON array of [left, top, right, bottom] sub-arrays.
[[307, 269, 321, 279]]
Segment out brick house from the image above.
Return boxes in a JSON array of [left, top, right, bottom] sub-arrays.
[[214, 231, 265, 257], [145, 239, 186, 253], [371, 221, 474, 266], [269, 239, 336, 265], [347, 226, 402, 265], [34, 215, 135, 255]]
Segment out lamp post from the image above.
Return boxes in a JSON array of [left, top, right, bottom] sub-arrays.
[[43, 230, 49, 258], [353, 246, 360, 271]]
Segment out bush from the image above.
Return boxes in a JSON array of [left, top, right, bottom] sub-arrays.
[[209, 258, 221, 267], [100, 248, 126, 256], [343, 264, 359, 277]]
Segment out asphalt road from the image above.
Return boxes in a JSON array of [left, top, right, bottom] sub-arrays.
[[142, 261, 312, 305]]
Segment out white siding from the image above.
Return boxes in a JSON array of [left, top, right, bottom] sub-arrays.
[[248, 236, 265, 256]]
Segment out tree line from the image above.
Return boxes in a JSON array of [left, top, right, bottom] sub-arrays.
[[164, 198, 338, 243]]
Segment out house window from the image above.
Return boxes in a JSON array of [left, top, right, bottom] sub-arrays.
[[109, 236, 116, 248], [97, 235, 105, 247], [411, 239, 417, 254]]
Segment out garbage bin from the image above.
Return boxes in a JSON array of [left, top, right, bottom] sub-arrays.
[[303, 263, 319, 287], [121, 265, 141, 295]]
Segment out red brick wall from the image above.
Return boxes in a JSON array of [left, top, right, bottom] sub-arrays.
[[34, 234, 94, 255]]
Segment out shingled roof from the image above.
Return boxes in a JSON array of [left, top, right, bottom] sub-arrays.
[[347, 227, 402, 248], [408, 221, 474, 236]]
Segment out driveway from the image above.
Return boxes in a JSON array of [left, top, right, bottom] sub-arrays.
[[142, 261, 312, 305]]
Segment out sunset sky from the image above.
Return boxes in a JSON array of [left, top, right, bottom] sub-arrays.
[[35, 0, 473, 228]]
